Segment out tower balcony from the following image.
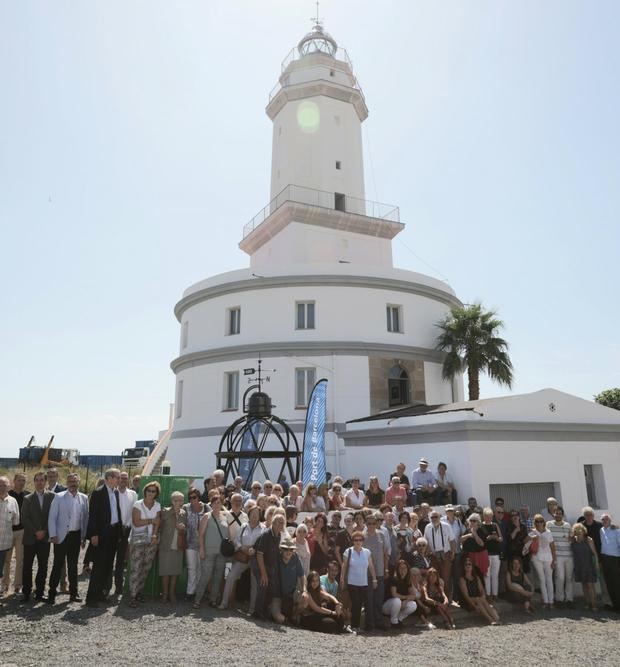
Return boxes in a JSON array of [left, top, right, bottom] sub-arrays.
[[239, 184, 404, 256]]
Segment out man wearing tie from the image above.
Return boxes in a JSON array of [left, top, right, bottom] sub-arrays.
[[47, 473, 89, 603], [21, 472, 55, 602], [85, 468, 122, 607]]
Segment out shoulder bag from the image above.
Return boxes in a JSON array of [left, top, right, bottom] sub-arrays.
[[233, 524, 250, 563], [213, 514, 236, 558]]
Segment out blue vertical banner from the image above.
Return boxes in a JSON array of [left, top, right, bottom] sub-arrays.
[[239, 419, 261, 486], [302, 378, 328, 488]]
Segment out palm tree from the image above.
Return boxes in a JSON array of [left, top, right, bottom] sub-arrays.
[[435, 303, 513, 401]]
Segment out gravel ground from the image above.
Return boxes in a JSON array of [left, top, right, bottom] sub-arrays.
[[2, 572, 619, 667]]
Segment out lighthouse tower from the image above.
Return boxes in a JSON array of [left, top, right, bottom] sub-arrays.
[[162, 23, 463, 479]]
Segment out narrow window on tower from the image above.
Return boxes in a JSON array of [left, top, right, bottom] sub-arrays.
[[336, 161, 342, 170], [329, 69, 335, 77], [227, 307, 241, 335], [175, 380, 184, 419], [387, 305, 403, 333], [181, 321, 189, 349], [296, 301, 315, 330], [295, 367, 317, 408], [223, 371, 240, 410], [335, 192, 346, 212]]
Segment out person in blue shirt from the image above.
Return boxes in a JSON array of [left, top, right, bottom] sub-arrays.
[[320, 560, 339, 596]]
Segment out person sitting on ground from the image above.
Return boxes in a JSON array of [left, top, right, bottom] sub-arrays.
[[271, 535, 305, 625], [505, 555, 534, 614], [300, 570, 347, 633], [382, 559, 418, 627], [301, 484, 326, 512], [411, 458, 436, 504], [409, 567, 433, 628], [571, 523, 599, 612], [458, 558, 500, 625], [424, 566, 455, 629], [320, 560, 340, 597], [364, 476, 385, 508], [344, 478, 365, 510]]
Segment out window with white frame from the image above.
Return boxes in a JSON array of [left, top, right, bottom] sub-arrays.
[[296, 301, 315, 330], [227, 307, 241, 336], [386, 304, 403, 333], [295, 367, 316, 408], [224, 371, 240, 410], [175, 380, 184, 418], [181, 321, 189, 349]]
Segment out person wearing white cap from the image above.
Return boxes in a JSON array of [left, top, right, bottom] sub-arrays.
[[411, 458, 436, 505]]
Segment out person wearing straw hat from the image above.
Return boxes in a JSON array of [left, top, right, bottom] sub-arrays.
[[271, 533, 305, 624]]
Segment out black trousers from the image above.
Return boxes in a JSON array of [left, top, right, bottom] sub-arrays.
[[22, 540, 51, 597], [347, 584, 367, 629], [106, 526, 130, 591], [601, 554, 620, 610], [49, 531, 81, 597], [86, 525, 121, 603]]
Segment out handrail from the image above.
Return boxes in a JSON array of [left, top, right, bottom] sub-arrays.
[[242, 184, 400, 239]]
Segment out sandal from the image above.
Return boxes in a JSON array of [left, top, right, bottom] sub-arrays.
[[192, 601, 201, 609]]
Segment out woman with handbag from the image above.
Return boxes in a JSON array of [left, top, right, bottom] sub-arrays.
[[219, 505, 263, 612], [128, 481, 161, 607], [158, 491, 187, 604], [193, 494, 232, 608]]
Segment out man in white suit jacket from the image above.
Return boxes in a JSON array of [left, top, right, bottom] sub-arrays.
[[47, 473, 89, 603]]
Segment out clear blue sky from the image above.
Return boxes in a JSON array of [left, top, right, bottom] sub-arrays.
[[1, 1, 619, 457]]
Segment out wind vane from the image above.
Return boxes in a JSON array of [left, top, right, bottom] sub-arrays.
[[311, 1, 323, 27], [243, 357, 276, 390]]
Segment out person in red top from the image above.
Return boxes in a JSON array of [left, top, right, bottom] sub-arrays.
[[385, 477, 408, 507]]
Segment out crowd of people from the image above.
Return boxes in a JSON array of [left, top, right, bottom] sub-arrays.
[[1, 459, 620, 635]]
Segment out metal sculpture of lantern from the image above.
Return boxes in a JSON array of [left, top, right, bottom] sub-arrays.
[[216, 390, 301, 488]]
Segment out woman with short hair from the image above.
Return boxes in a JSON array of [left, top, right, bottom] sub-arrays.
[[158, 491, 187, 604], [458, 558, 500, 625], [479, 507, 503, 601], [193, 494, 231, 608], [340, 531, 378, 632], [129, 481, 161, 607], [571, 523, 599, 611], [282, 484, 302, 511], [183, 487, 207, 598], [460, 513, 489, 579]]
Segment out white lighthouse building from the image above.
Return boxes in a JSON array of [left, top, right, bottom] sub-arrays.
[[160, 23, 463, 480]]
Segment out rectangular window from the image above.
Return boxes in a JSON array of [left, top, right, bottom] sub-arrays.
[[387, 305, 403, 333], [584, 464, 608, 509], [175, 380, 183, 419], [227, 307, 241, 335], [224, 371, 240, 410], [296, 301, 315, 330], [335, 161, 341, 170], [295, 368, 316, 408], [181, 321, 189, 349], [335, 192, 346, 212]]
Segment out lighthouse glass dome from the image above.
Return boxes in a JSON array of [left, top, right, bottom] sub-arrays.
[[297, 24, 337, 57]]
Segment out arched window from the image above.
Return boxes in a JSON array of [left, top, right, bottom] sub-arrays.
[[388, 365, 410, 407]]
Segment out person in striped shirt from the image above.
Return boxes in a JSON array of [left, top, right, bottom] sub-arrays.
[[547, 506, 574, 607]]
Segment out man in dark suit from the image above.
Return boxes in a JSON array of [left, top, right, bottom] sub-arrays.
[[46, 468, 67, 494], [21, 471, 55, 602], [85, 468, 122, 607]]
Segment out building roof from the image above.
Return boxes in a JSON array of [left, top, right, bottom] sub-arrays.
[[347, 402, 476, 423]]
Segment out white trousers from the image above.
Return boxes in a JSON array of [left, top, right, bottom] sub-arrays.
[[382, 597, 417, 625], [221, 560, 258, 613], [554, 556, 574, 602], [185, 548, 201, 595], [484, 554, 501, 596], [532, 558, 554, 604]]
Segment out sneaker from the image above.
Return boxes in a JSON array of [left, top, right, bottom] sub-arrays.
[[427, 623, 436, 629], [217, 603, 227, 610]]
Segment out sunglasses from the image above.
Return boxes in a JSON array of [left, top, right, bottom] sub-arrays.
[[353, 538, 364, 542]]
